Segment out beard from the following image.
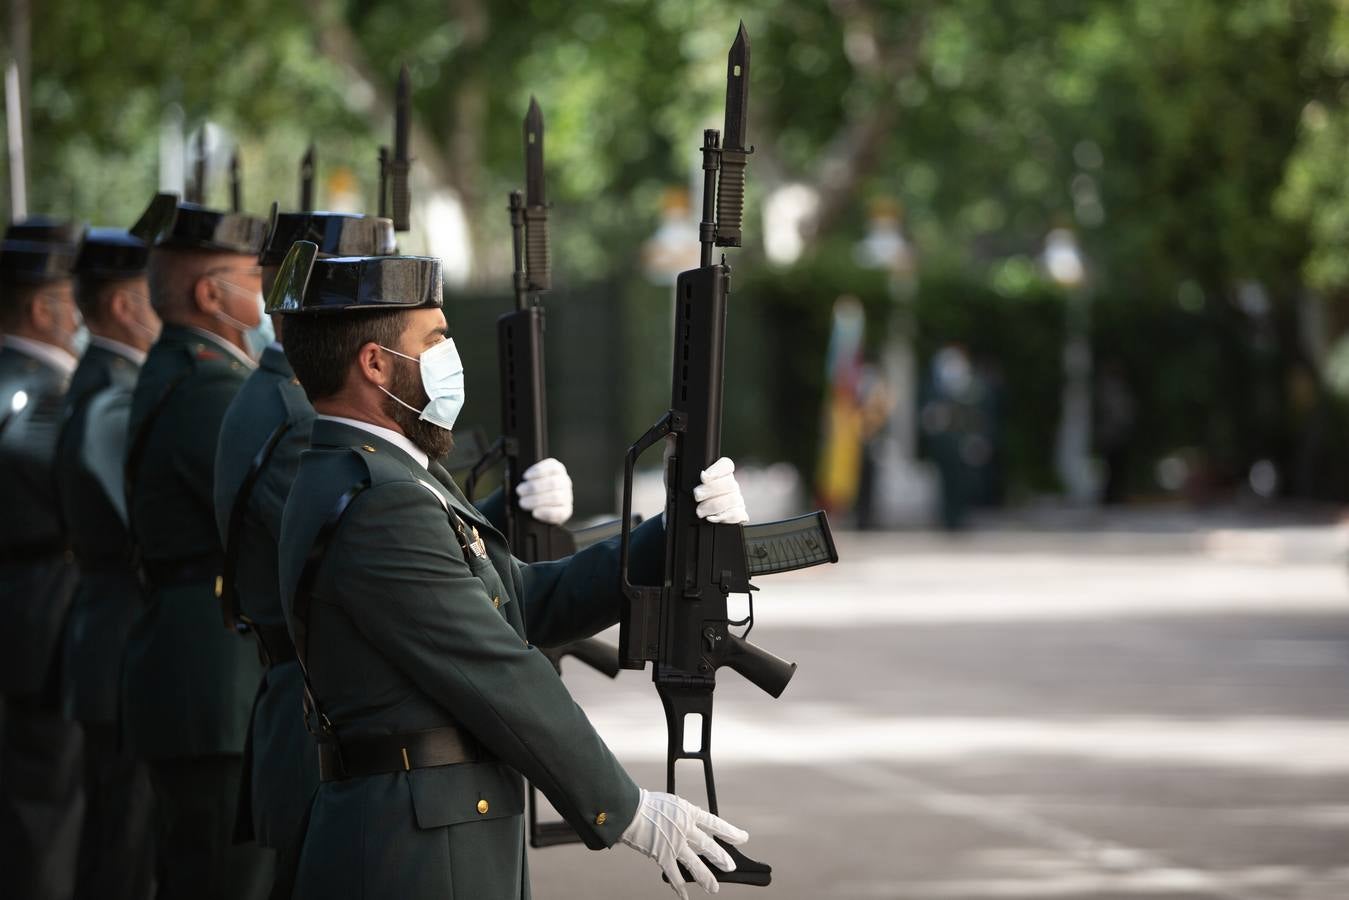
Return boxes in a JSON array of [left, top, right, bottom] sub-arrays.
[[383, 360, 456, 461]]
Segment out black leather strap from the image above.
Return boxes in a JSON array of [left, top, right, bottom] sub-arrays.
[[292, 478, 370, 740], [0, 537, 69, 564], [220, 419, 294, 630], [250, 622, 297, 667], [318, 726, 484, 782]]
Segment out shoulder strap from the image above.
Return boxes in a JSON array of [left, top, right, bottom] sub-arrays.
[[292, 477, 370, 739], [219, 419, 295, 631]]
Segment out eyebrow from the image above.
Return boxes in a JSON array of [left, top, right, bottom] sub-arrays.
[[427, 326, 449, 340]]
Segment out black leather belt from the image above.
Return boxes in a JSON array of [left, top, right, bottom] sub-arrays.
[[318, 726, 485, 782], [141, 553, 222, 589], [251, 622, 297, 667], [0, 538, 69, 564]]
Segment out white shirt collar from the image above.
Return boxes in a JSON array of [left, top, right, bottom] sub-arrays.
[[4, 335, 78, 376], [89, 334, 147, 366], [315, 414, 429, 470], [184, 326, 258, 369]]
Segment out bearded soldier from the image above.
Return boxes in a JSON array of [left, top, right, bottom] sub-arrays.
[[55, 227, 162, 900], [121, 193, 275, 899], [272, 243, 753, 900], [0, 217, 87, 900]]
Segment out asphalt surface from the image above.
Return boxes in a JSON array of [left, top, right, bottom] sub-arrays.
[[528, 518, 1349, 900]]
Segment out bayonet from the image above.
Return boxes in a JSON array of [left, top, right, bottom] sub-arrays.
[[715, 22, 751, 248], [523, 96, 550, 294], [377, 146, 389, 218], [390, 64, 412, 231], [229, 148, 242, 213], [188, 127, 206, 205], [300, 143, 315, 210]]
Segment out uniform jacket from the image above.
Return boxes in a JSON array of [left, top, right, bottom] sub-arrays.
[[0, 342, 77, 699], [214, 345, 508, 849], [121, 323, 265, 759], [213, 342, 316, 849], [278, 418, 664, 900], [55, 340, 144, 723]]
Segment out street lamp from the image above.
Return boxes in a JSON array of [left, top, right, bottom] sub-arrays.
[[1044, 227, 1097, 504]]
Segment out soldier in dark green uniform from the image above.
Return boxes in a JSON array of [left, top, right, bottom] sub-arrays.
[[216, 210, 576, 898], [55, 227, 162, 900], [121, 193, 275, 899], [0, 217, 87, 900], [272, 244, 752, 900], [212, 210, 398, 897]]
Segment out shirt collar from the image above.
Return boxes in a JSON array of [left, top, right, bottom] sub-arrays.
[[3, 335, 78, 376], [88, 334, 147, 366], [314, 414, 429, 470], [183, 326, 258, 369]]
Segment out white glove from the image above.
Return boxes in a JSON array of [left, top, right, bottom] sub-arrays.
[[692, 457, 748, 524], [516, 457, 573, 525], [620, 789, 749, 899]]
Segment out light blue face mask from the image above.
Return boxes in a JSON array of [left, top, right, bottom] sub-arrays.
[[215, 281, 275, 360], [379, 338, 466, 431]]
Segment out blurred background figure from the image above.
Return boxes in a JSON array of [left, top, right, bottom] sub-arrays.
[[815, 294, 866, 519], [1095, 356, 1137, 505], [920, 343, 992, 531]]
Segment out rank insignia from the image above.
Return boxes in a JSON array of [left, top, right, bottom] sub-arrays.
[[469, 526, 488, 560]]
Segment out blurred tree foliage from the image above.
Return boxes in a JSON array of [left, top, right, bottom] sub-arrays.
[[7, 0, 1348, 499]]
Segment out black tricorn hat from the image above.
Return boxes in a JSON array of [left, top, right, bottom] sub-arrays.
[[5, 216, 86, 246], [73, 228, 149, 279], [266, 241, 441, 315], [0, 240, 80, 284], [130, 192, 266, 255], [258, 209, 396, 267]]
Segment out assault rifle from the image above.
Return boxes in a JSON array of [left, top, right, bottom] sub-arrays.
[[617, 23, 838, 888], [462, 97, 623, 849]]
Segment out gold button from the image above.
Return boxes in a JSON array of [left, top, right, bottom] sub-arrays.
[[595, 812, 607, 826], [492, 596, 501, 609], [361, 444, 377, 453], [476, 799, 489, 815], [214, 575, 223, 598]]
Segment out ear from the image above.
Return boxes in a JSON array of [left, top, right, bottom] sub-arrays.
[[107, 288, 132, 327], [193, 274, 222, 315], [355, 341, 392, 388], [28, 293, 54, 330]]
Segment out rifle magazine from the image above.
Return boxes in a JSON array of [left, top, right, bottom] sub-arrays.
[[741, 511, 838, 577]]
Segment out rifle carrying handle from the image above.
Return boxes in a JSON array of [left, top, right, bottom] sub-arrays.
[[668, 841, 772, 888]]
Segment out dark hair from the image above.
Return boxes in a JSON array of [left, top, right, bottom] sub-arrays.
[[283, 310, 409, 402], [0, 281, 43, 331], [75, 274, 139, 323]]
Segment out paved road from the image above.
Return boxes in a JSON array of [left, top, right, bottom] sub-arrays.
[[528, 521, 1349, 900]]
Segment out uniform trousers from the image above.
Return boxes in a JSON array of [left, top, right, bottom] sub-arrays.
[[147, 755, 275, 900], [0, 694, 85, 900], [73, 722, 157, 900]]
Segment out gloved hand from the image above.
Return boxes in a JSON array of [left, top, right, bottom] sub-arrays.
[[693, 457, 749, 524], [620, 789, 749, 898], [516, 458, 573, 525]]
